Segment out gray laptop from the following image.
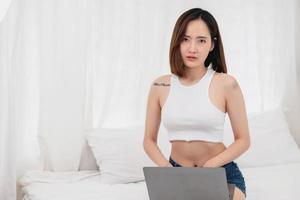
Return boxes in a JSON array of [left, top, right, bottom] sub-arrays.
[[143, 167, 233, 200]]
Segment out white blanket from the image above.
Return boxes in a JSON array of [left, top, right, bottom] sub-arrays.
[[20, 163, 300, 200]]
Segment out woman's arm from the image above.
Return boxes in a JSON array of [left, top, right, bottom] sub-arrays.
[[203, 74, 251, 168], [143, 76, 172, 167]]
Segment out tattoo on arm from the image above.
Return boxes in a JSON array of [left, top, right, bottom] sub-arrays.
[[153, 82, 170, 86]]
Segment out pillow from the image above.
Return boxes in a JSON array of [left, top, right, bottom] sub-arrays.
[[223, 108, 300, 168], [86, 126, 171, 184], [38, 133, 83, 171]]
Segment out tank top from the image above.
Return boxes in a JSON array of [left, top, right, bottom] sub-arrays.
[[161, 65, 226, 142]]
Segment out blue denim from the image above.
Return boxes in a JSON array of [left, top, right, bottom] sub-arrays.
[[169, 157, 246, 197]]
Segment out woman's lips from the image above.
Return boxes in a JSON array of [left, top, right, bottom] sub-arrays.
[[186, 56, 197, 61]]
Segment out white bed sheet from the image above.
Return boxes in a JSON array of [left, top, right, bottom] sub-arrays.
[[20, 162, 300, 200]]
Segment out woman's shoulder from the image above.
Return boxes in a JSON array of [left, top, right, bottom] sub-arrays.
[[148, 74, 172, 99], [214, 72, 240, 91], [152, 74, 173, 86]]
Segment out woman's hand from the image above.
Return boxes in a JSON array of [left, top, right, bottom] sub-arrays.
[[202, 159, 218, 168]]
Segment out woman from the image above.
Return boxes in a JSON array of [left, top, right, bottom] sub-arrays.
[[143, 8, 250, 200]]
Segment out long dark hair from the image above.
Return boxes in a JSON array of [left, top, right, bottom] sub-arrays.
[[169, 8, 227, 77]]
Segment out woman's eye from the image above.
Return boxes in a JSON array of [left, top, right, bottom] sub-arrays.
[[182, 38, 188, 42], [199, 39, 206, 43]]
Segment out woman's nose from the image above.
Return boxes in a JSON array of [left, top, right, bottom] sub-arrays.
[[188, 42, 197, 53]]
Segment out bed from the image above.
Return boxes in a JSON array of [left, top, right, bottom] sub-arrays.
[[19, 109, 300, 200], [19, 162, 300, 200]]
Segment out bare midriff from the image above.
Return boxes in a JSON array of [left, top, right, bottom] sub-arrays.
[[170, 140, 226, 167]]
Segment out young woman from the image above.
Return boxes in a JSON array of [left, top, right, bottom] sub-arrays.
[[143, 8, 250, 200]]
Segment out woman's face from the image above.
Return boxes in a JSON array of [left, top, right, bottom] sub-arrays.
[[180, 19, 214, 69]]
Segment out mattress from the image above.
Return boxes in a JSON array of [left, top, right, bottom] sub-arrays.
[[20, 162, 300, 200]]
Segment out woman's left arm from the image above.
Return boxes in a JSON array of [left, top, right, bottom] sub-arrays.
[[203, 74, 251, 168]]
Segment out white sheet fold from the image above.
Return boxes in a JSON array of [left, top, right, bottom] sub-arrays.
[[19, 170, 101, 186]]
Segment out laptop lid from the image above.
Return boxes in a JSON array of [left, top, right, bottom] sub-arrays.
[[143, 167, 230, 200]]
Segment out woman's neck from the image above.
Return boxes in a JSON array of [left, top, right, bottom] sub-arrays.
[[183, 66, 207, 81]]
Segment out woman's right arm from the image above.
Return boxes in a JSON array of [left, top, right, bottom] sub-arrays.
[[143, 77, 172, 167]]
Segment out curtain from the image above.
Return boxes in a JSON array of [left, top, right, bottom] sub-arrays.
[[85, 0, 300, 133], [0, 0, 41, 199], [84, 0, 187, 129], [37, 0, 91, 171], [0, 0, 299, 199], [0, 0, 11, 22]]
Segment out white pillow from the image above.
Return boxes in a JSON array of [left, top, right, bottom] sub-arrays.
[[224, 108, 300, 168], [86, 126, 171, 184], [38, 133, 83, 171]]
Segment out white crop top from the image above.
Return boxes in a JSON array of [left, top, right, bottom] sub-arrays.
[[161, 65, 226, 142]]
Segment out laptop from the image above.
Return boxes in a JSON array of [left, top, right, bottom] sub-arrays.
[[143, 167, 233, 200]]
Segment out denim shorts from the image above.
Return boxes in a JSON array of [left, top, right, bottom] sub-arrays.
[[169, 156, 246, 197]]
